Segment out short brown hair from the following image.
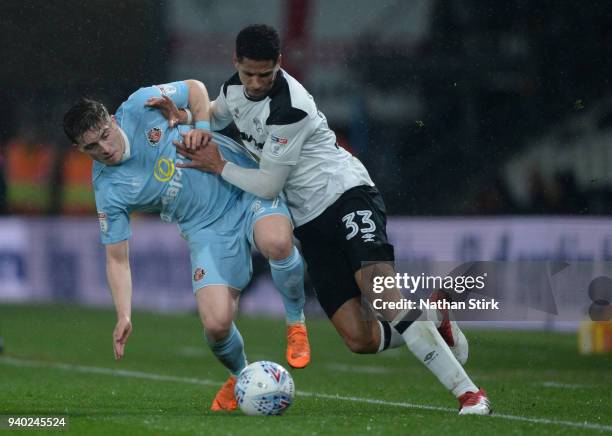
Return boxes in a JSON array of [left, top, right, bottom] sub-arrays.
[[63, 98, 110, 143]]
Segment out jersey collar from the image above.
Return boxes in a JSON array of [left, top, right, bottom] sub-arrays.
[[119, 127, 131, 162]]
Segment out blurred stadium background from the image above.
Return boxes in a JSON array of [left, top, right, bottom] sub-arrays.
[[1, 0, 612, 339]]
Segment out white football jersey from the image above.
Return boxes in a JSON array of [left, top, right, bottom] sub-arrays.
[[211, 69, 374, 226]]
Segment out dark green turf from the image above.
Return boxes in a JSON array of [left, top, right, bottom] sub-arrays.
[[0, 304, 610, 435]]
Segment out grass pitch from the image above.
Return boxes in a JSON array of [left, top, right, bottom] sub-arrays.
[[0, 304, 610, 435]]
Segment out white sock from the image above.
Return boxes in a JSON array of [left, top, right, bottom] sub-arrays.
[[399, 320, 477, 397], [425, 307, 443, 328]]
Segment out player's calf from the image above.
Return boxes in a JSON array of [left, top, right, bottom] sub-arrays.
[[391, 313, 491, 411], [330, 299, 381, 354], [429, 290, 469, 365]]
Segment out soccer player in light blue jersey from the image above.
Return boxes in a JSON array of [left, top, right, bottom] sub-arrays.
[[63, 79, 310, 411]]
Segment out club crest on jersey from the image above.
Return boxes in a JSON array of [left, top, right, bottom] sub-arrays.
[[253, 117, 264, 134], [193, 267, 206, 282], [146, 126, 163, 146], [97, 212, 109, 233], [155, 84, 177, 96]]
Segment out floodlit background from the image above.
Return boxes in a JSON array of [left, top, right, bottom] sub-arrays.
[[1, 2, 611, 433], [1, 0, 612, 330]]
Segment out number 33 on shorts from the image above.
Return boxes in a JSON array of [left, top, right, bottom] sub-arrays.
[[342, 210, 376, 242]]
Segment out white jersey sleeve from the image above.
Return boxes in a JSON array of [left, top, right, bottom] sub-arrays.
[[210, 85, 233, 131], [262, 116, 313, 165], [221, 158, 291, 199]]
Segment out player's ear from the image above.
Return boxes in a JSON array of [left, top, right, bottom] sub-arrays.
[[276, 54, 282, 68], [232, 52, 239, 68]]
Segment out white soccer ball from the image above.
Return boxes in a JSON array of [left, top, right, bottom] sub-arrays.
[[234, 361, 295, 416]]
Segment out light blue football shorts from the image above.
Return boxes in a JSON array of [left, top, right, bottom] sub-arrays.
[[186, 193, 291, 293]]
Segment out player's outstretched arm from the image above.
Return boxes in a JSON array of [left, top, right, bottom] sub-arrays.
[[208, 115, 308, 197], [147, 79, 213, 149], [145, 95, 183, 128], [184, 79, 210, 126], [175, 142, 290, 199], [105, 240, 133, 360]]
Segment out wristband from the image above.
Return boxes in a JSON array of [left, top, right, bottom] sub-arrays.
[[183, 108, 193, 125], [195, 120, 211, 131]]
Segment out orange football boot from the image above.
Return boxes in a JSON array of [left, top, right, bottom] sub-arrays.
[[210, 375, 237, 411], [286, 323, 311, 369]]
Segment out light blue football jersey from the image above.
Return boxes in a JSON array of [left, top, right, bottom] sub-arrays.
[[93, 81, 259, 244]]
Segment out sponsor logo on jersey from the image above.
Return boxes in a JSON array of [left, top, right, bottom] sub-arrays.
[[158, 157, 185, 222], [193, 267, 206, 281], [154, 157, 175, 182], [98, 212, 109, 233], [239, 131, 265, 151], [155, 84, 177, 96], [146, 126, 163, 145]]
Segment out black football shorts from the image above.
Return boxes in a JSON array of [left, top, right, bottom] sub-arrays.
[[294, 185, 395, 318]]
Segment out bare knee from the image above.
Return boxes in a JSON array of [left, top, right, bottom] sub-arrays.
[[258, 233, 293, 260], [331, 298, 380, 354], [204, 320, 232, 342], [200, 316, 232, 342]]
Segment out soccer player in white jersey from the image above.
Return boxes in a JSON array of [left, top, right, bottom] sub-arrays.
[[63, 79, 310, 411], [171, 25, 491, 415]]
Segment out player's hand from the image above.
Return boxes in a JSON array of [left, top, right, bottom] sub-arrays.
[[173, 130, 212, 151], [112, 316, 132, 361], [145, 95, 181, 128], [175, 141, 227, 175]]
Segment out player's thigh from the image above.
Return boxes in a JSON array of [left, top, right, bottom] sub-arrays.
[[296, 229, 361, 319], [245, 196, 294, 258], [195, 284, 240, 340], [354, 261, 407, 322], [330, 297, 379, 354], [337, 188, 401, 320], [188, 228, 252, 293], [253, 213, 294, 260]]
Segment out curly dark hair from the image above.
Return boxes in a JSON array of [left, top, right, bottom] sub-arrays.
[[63, 98, 109, 144], [235, 24, 280, 63]]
